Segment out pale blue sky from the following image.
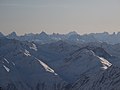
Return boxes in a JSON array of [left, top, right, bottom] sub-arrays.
[[0, 0, 120, 35]]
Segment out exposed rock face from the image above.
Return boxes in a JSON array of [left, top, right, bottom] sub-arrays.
[[71, 66, 120, 90]]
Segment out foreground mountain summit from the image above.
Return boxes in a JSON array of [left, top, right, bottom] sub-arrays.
[[1, 32, 120, 90]]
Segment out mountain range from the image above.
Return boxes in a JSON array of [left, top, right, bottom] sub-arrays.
[[1, 31, 120, 90], [1, 31, 120, 44]]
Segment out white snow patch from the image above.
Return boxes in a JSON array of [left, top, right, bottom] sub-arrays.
[[37, 59, 58, 75], [3, 65, 10, 72], [90, 50, 96, 56], [77, 38, 79, 41], [12, 62, 15, 66], [30, 43, 37, 51], [101, 64, 108, 70], [81, 40, 85, 42], [90, 50, 112, 70], [98, 56, 112, 70], [4, 58, 9, 64], [24, 49, 31, 56], [53, 37, 61, 40]]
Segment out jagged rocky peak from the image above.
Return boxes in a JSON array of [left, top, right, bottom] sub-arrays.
[[95, 32, 109, 35], [52, 32, 60, 35], [9, 32, 17, 36], [67, 31, 78, 36], [7, 32, 17, 39], [112, 32, 116, 35], [103, 31, 109, 35], [24, 33, 34, 36], [39, 31, 48, 36], [117, 32, 120, 35], [0, 32, 4, 37]]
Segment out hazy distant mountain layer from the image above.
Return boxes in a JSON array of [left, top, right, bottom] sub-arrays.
[[1, 33, 120, 90], [1, 31, 120, 44]]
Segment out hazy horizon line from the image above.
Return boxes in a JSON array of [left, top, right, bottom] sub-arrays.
[[0, 31, 119, 36]]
